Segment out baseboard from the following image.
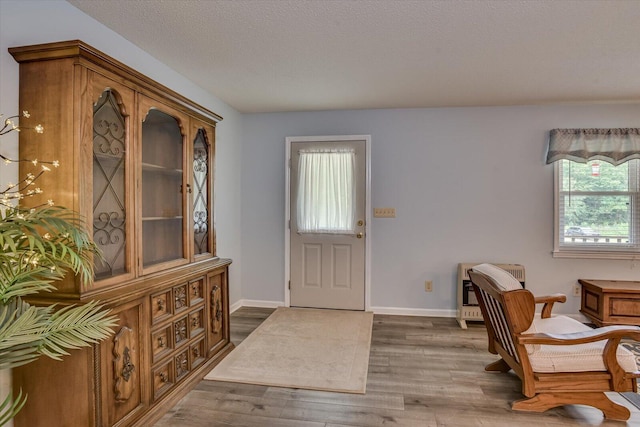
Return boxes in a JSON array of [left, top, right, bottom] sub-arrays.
[[229, 299, 456, 317], [564, 312, 591, 323], [370, 306, 457, 317], [231, 300, 457, 317], [230, 299, 284, 313], [230, 301, 584, 322]]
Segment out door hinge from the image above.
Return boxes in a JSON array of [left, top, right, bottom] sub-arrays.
[[288, 280, 291, 290]]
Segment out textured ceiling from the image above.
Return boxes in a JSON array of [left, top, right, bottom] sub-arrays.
[[67, 0, 640, 113]]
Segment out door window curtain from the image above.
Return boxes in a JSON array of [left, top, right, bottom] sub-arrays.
[[546, 128, 640, 165], [297, 148, 355, 234]]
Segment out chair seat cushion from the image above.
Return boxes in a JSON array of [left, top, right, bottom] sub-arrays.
[[524, 315, 638, 373]]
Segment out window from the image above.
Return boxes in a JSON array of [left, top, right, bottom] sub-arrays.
[[296, 149, 356, 234], [554, 159, 640, 258]]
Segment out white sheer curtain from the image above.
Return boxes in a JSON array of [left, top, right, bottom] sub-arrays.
[[297, 148, 355, 234]]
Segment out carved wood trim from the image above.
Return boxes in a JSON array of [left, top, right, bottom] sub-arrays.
[[112, 326, 136, 403], [93, 343, 102, 423], [174, 318, 188, 344], [174, 286, 187, 311], [211, 285, 222, 334]]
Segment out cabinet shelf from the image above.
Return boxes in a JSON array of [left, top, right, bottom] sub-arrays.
[[142, 162, 183, 175], [142, 216, 183, 221], [94, 151, 126, 167]]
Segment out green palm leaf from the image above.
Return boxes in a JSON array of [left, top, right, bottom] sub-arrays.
[[39, 301, 117, 360], [0, 205, 115, 382], [0, 389, 26, 426], [0, 300, 47, 370]]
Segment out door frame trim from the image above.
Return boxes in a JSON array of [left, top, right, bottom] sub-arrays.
[[284, 135, 372, 310]]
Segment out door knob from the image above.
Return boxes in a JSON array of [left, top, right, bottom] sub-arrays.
[[356, 232, 363, 239]]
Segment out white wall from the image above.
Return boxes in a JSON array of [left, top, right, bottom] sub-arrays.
[[2, 0, 639, 321], [242, 104, 640, 315], [0, 0, 244, 304]]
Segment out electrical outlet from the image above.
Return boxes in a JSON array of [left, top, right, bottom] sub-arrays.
[[573, 283, 581, 297], [374, 207, 396, 218], [425, 280, 433, 292]]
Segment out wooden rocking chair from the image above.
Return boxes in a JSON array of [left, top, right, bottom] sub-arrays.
[[468, 263, 640, 421]]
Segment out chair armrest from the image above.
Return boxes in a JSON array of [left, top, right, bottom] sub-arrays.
[[534, 293, 567, 318], [516, 325, 640, 346], [516, 325, 640, 391]]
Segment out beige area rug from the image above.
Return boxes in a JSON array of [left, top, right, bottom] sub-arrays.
[[204, 307, 373, 394]]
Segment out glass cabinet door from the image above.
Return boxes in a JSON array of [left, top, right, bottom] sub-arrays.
[[92, 84, 133, 282], [192, 126, 211, 257], [140, 102, 188, 271]]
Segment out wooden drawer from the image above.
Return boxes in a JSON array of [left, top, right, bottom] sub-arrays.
[[189, 278, 204, 306], [189, 308, 205, 338], [610, 297, 640, 317], [190, 338, 206, 369], [151, 325, 173, 363], [153, 358, 175, 401], [175, 349, 190, 381], [151, 289, 172, 325]]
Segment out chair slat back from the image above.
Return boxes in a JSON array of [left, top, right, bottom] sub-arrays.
[[469, 269, 534, 364], [470, 280, 520, 363]]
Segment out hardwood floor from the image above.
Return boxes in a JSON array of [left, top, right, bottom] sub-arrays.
[[155, 307, 640, 427]]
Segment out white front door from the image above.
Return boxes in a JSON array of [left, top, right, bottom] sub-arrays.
[[288, 137, 367, 310]]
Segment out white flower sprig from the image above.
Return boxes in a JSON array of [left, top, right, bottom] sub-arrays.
[[0, 111, 60, 208]]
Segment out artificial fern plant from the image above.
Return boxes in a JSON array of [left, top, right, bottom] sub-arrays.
[[0, 113, 116, 425]]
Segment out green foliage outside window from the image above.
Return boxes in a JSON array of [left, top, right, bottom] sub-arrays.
[[560, 160, 635, 238]]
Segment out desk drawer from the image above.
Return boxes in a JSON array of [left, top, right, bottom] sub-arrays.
[[610, 297, 640, 317]]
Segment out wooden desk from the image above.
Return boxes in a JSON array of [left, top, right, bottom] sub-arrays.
[[578, 279, 640, 326]]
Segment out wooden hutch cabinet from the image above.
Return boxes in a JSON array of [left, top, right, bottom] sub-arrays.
[[9, 40, 233, 427]]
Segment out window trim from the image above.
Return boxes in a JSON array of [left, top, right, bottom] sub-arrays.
[[553, 160, 640, 260]]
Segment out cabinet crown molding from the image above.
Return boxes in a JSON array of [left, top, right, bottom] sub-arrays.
[[9, 39, 223, 124]]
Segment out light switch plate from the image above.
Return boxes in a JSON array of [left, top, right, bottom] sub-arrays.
[[374, 207, 396, 218]]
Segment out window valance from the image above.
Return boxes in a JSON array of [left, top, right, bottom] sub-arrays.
[[546, 128, 640, 166]]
